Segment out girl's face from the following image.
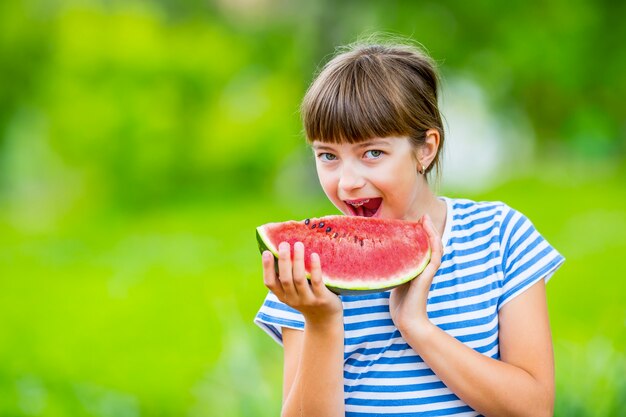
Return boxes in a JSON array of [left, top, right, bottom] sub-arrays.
[[312, 136, 426, 221]]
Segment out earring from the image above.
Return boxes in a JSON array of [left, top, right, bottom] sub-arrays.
[[419, 164, 427, 175]]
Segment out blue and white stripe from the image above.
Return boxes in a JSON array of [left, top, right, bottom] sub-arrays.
[[254, 198, 565, 416]]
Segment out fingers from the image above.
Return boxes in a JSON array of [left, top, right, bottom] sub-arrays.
[[309, 252, 327, 297], [264, 244, 342, 319], [266, 241, 316, 306], [277, 242, 297, 300], [262, 250, 284, 298], [292, 242, 313, 299]]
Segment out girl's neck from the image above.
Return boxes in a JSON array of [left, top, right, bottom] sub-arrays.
[[430, 196, 448, 239], [409, 186, 447, 238]]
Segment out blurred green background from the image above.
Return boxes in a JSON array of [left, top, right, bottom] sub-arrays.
[[0, 0, 624, 416]]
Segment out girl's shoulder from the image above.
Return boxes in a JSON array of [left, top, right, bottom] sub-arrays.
[[440, 196, 564, 306], [439, 196, 540, 251], [441, 196, 520, 227], [442, 196, 512, 211]]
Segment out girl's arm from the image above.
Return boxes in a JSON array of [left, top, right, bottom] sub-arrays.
[[282, 322, 344, 416], [390, 216, 554, 417], [263, 242, 345, 417], [404, 280, 553, 417]]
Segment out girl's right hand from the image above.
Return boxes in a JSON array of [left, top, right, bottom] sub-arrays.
[[262, 241, 343, 324]]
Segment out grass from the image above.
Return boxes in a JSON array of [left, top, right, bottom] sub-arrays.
[[0, 161, 624, 416]]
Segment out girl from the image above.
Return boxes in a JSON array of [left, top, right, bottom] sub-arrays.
[[254, 40, 564, 417]]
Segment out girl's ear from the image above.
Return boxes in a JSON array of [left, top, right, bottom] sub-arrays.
[[418, 129, 440, 169]]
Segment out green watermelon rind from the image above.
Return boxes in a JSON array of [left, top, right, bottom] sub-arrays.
[[256, 223, 431, 295], [324, 247, 431, 295]]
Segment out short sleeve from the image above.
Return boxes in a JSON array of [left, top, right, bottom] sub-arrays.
[[254, 291, 305, 345], [498, 205, 565, 310]]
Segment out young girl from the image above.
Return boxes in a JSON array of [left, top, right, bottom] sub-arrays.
[[254, 41, 564, 417]]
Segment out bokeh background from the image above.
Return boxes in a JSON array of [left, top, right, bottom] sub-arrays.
[[1, 0, 624, 416]]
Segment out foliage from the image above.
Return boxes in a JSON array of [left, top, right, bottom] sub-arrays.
[[1, 0, 624, 210]]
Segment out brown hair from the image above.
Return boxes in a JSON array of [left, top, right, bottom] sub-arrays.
[[301, 40, 445, 176]]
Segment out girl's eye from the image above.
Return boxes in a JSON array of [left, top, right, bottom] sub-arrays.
[[318, 152, 337, 161], [365, 149, 383, 159]]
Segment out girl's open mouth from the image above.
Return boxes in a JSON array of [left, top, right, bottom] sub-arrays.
[[345, 198, 383, 217]]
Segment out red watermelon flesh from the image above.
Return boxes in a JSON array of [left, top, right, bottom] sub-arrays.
[[256, 215, 431, 294]]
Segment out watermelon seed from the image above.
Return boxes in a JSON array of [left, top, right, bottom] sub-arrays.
[[305, 219, 310, 225], [326, 227, 332, 233], [360, 239, 364, 247], [311, 224, 317, 229], [319, 222, 325, 228], [332, 232, 338, 238]]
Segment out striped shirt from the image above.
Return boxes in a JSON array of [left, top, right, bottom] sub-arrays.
[[254, 198, 565, 416]]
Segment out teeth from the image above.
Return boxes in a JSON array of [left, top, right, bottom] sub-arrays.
[[349, 199, 369, 207]]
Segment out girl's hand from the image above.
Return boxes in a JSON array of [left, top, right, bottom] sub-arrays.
[[389, 214, 443, 335], [262, 241, 343, 324]]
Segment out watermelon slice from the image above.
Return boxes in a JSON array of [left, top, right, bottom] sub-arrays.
[[256, 215, 431, 294]]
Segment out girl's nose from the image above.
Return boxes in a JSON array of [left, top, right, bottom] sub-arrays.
[[338, 163, 366, 192]]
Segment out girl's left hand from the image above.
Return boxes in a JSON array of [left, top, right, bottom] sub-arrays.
[[389, 214, 443, 335]]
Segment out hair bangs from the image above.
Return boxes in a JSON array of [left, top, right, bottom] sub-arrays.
[[302, 55, 410, 144]]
